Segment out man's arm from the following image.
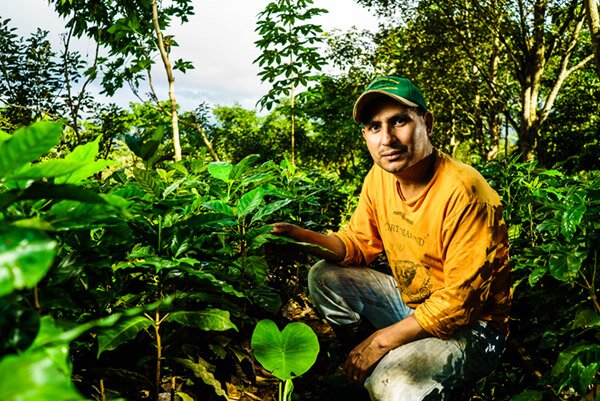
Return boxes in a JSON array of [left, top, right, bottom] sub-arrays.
[[270, 222, 346, 262]]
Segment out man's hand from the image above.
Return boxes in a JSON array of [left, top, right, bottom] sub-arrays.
[[267, 222, 346, 262], [343, 329, 391, 384], [270, 222, 301, 236], [343, 315, 431, 384]]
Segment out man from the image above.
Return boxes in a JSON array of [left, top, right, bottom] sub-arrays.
[[271, 75, 511, 400]]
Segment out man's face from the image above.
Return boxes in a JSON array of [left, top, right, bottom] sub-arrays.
[[361, 98, 433, 175]]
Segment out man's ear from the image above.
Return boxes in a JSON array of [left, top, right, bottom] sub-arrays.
[[361, 125, 367, 139], [424, 112, 434, 135]]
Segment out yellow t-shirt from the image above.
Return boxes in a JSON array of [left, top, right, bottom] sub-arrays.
[[334, 149, 511, 338]]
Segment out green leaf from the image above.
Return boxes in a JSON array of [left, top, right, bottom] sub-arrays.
[[237, 187, 265, 217], [203, 200, 235, 217], [174, 357, 229, 400], [248, 286, 282, 314], [236, 256, 268, 283], [251, 199, 292, 224], [97, 315, 153, 357], [7, 159, 87, 181], [571, 359, 599, 395], [572, 309, 600, 329], [0, 346, 86, 401], [166, 309, 238, 332], [0, 224, 57, 297], [0, 121, 62, 179], [0, 298, 40, 354], [179, 267, 244, 298], [208, 162, 233, 182], [251, 319, 319, 380], [548, 253, 569, 282], [552, 344, 600, 383], [528, 264, 547, 286], [230, 154, 261, 181], [32, 299, 172, 350], [133, 167, 162, 198], [509, 390, 543, 401], [47, 201, 121, 231], [0, 182, 108, 211], [55, 158, 113, 184]]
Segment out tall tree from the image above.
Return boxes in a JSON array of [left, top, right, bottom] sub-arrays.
[[584, 0, 600, 78], [49, 0, 217, 162], [354, 0, 596, 161], [0, 21, 63, 132], [254, 0, 328, 165]]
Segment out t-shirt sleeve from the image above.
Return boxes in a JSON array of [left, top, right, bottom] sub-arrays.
[[333, 170, 384, 266], [413, 201, 509, 338]]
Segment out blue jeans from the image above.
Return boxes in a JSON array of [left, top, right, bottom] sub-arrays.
[[307, 260, 506, 401]]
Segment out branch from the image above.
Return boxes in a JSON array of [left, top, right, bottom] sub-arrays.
[[177, 117, 221, 162], [539, 12, 592, 125]]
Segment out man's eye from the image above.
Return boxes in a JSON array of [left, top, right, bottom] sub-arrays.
[[393, 117, 408, 126], [367, 124, 380, 131]]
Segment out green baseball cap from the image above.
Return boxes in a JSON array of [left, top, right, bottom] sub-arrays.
[[353, 76, 428, 123]]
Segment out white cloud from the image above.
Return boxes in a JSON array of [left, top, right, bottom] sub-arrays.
[[2, 0, 378, 111]]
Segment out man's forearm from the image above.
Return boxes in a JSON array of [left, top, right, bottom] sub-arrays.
[[270, 223, 346, 262]]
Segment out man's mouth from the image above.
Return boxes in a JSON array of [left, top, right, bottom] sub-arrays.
[[380, 148, 406, 160]]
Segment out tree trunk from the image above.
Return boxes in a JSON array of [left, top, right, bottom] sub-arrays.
[[152, 0, 182, 162], [584, 0, 600, 79], [487, 33, 503, 160]]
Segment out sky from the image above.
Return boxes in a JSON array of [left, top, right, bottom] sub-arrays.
[[2, 0, 379, 112]]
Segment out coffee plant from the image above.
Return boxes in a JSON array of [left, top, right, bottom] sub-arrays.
[[0, 121, 346, 400], [1, 122, 598, 400]]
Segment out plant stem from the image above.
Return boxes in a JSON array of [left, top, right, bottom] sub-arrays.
[[33, 285, 40, 311], [154, 310, 162, 401], [100, 378, 106, 401]]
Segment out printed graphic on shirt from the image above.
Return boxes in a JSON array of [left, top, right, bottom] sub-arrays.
[[391, 260, 432, 302], [384, 223, 425, 246], [392, 210, 414, 225]]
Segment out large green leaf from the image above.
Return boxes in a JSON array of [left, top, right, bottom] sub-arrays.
[[133, 167, 162, 198], [174, 357, 229, 400], [236, 256, 268, 283], [7, 159, 87, 181], [229, 154, 260, 181], [207, 162, 233, 182], [0, 121, 62, 179], [237, 187, 265, 217], [203, 200, 235, 217], [0, 224, 57, 297], [251, 319, 319, 380], [179, 267, 244, 298], [0, 346, 86, 401], [55, 158, 113, 184], [0, 183, 108, 211], [96, 315, 153, 357], [166, 309, 238, 332], [251, 199, 292, 224], [47, 201, 122, 230], [32, 299, 172, 350], [572, 309, 600, 329]]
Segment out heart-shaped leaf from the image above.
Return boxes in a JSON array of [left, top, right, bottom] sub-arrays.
[[251, 319, 319, 380]]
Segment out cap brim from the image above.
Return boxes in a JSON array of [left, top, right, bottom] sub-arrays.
[[353, 90, 419, 123]]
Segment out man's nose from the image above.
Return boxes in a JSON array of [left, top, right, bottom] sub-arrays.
[[381, 124, 395, 145]]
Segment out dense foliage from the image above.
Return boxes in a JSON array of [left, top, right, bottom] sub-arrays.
[[1, 0, 599, 400]]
